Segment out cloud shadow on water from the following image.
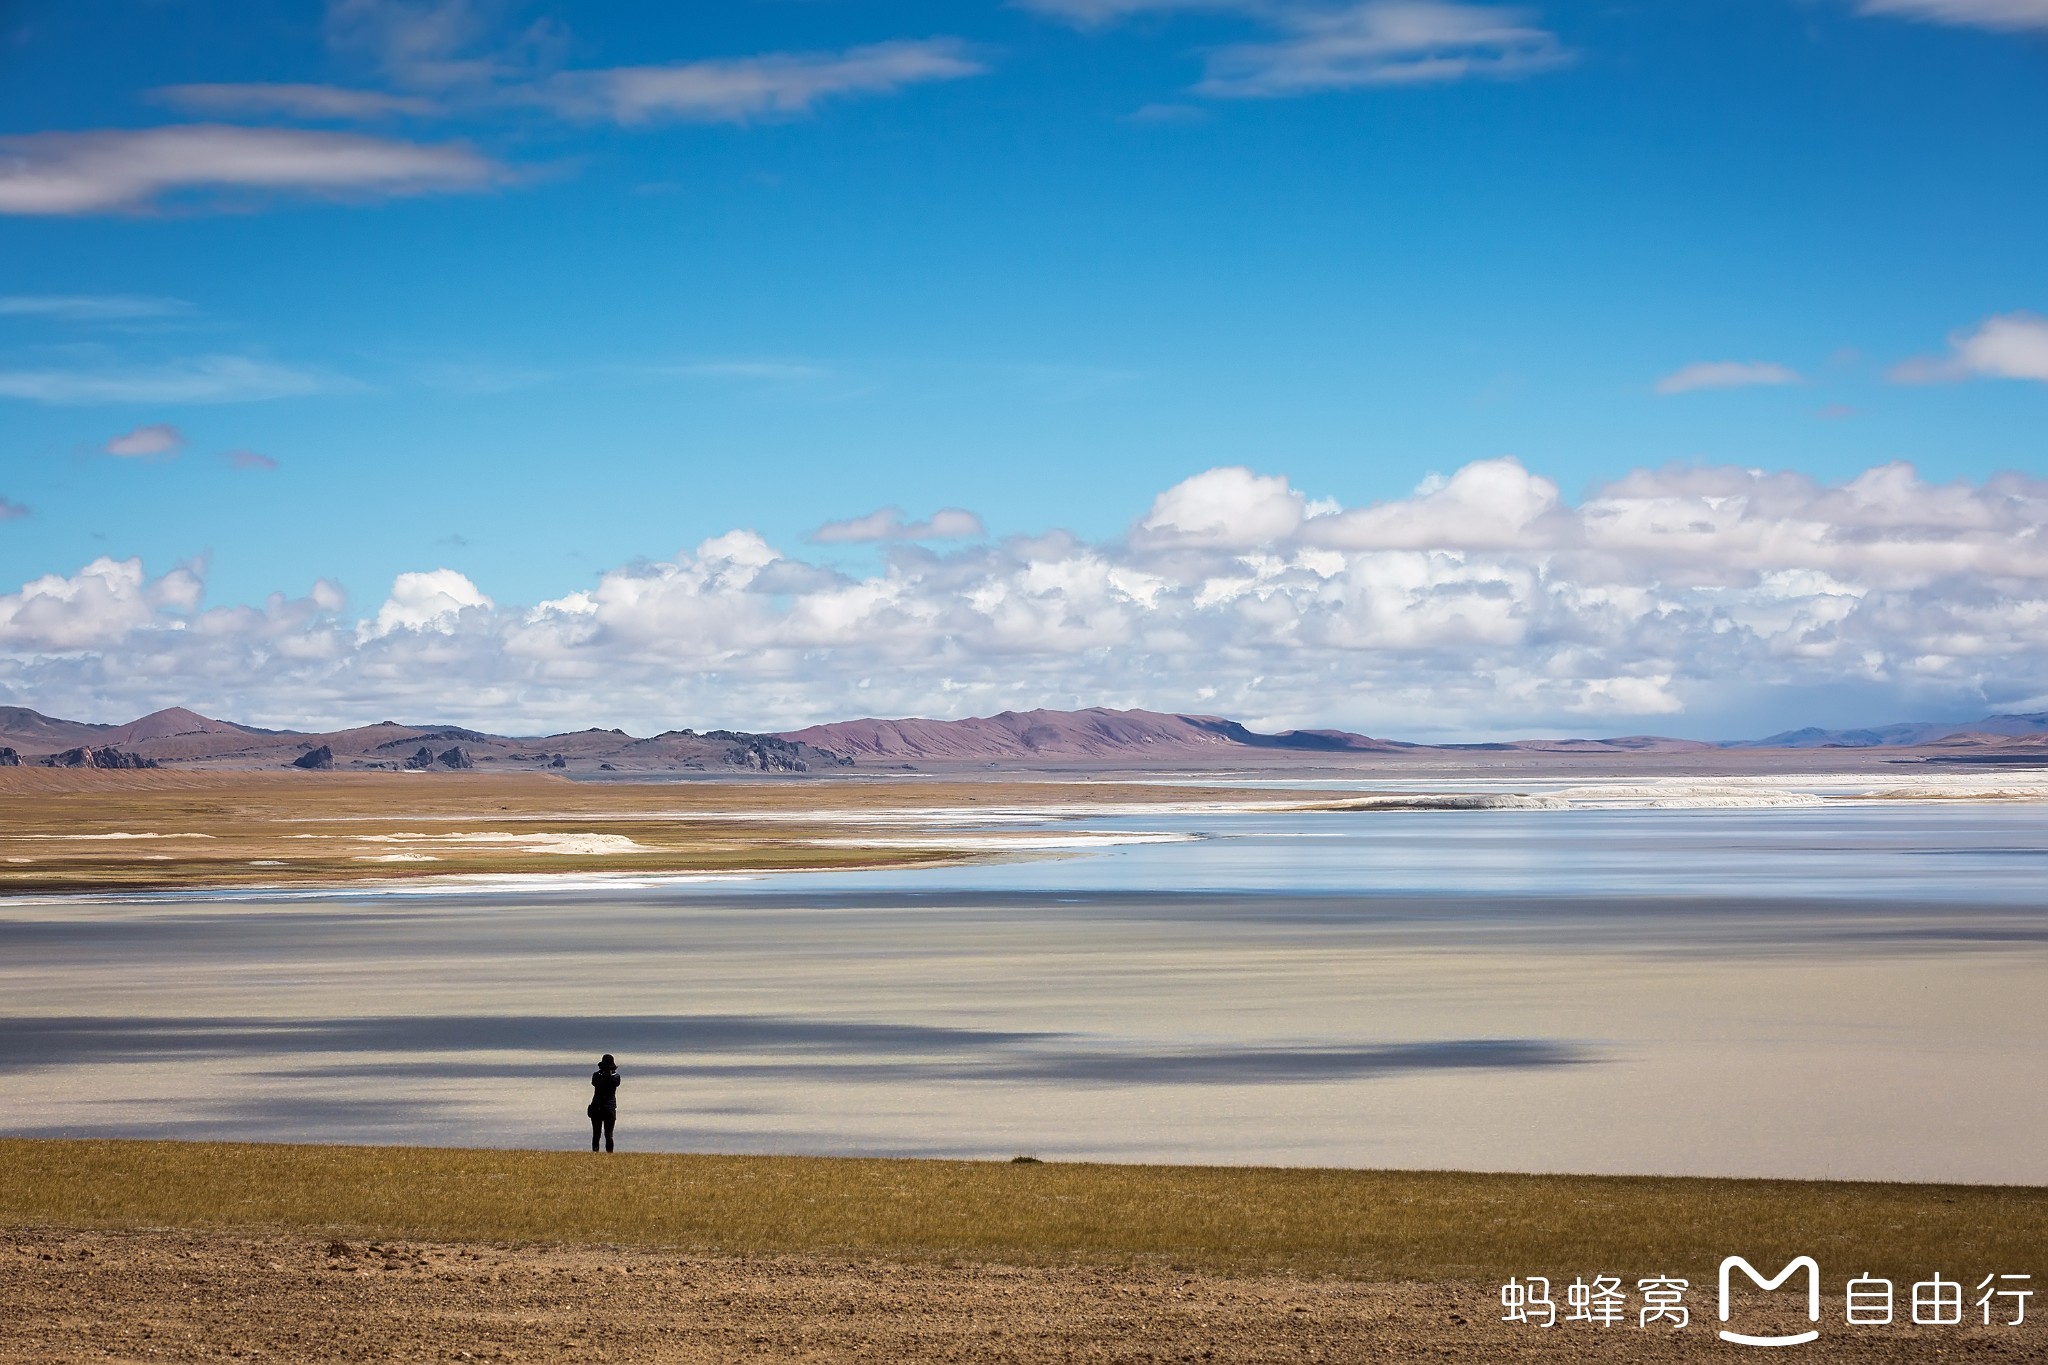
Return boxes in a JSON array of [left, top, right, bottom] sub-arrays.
[[0, 1014, 1592, 1088]]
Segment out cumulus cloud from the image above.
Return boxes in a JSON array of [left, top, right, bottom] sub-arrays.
[[811, 507, 986, 544], [1198, 2, 1570, 96], [1654, 360, 1804, 395], [153, 83, 440, 120], [541, 40, 985, 123], [12, 460, 2048, 736], [103, 423, 186, 458], [364, 568, 493, 637], [0, 557, 204, 650], [1308, 458, 1566, 549], [1859, 0, 2048, 30], [1892, 312, 2048, 385], [0, 357, 342, 405], [1136, 466, 1306, 548], [0, 124, 502, 216], [0, 294, 191, 321], [227, 450, 280, 471]]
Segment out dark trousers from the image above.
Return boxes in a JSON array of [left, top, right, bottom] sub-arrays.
[[590, 1111, 615, 1152]]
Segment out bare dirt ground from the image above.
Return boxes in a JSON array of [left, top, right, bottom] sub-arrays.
[[2, 1227, 2038, 1363]]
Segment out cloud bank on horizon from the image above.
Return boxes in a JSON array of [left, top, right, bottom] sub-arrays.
[[6, 457, 2048, 739]]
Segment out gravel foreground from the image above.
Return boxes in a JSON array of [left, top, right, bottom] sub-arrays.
[[2, 1228, 2038, 1363]]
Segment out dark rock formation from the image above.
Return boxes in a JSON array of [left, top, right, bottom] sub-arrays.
[[292, 745, 335, 770], [402, 746, 435, 771], [700, 732, 843, 773], [0, 747, 17, 767], [437, 746, 473, 770], [548, 754, 567, 768], [40, 745, 158, 770]]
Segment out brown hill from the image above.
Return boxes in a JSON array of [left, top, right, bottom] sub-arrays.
[[104, 707, 264, 745], [777, 707, 1409, 762]]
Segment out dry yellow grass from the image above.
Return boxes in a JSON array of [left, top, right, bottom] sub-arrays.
[[2, 1139, 2040, 1284], [0, 770, 1256, 894]]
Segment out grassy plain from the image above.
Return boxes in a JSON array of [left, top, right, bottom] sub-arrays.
[[0, 769, 1249, 895], [3, 1139, 2041, 1283]]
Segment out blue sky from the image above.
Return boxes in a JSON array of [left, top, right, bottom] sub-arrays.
[[1, 0, 2046, 737]]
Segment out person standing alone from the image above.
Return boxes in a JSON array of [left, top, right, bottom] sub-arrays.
[[588, 1054, 620, 1152]]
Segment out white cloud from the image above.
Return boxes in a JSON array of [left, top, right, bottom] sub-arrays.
[[323, 0, 528, 90], [103, 423, 186, 458], [811, 507, 987, 544], [1892, 312, 2048, 385], [1137, 466, 1305, 548], [153, 83, 440, 120], [0, 295, 191, 321], [365, 568, 493, 637], [1309, 458, 1564, 549], [12, 460, 2048, 736], [1198, 2, 1570, 97], [319, 0, 978, 126], [1859, 0, 2048, 30], [227, 450, 281, 471], [542, 40, 985, 124], [0, 124, 502, 216], [0, 357, 344, 405], [1654, 360, 1804, 395], [0, 557, 203, 650], [0, 498, 27, 522]]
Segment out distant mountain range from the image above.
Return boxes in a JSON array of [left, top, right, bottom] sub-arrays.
[[0, 706, 848, 774], [3, 703, 2046, 773], [1730, 714, 2048, 748]]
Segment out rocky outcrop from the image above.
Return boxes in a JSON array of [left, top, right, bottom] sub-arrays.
[[0, 747, 18, 767], [402, 746, 435, 770], [292, 745, 335, 770], [704, 732, 831, 773], [437, 746, 473, 770], [41, 746, 158, 770]]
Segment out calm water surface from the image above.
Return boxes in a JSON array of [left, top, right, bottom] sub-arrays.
[[2, 804, 2044, 1181]]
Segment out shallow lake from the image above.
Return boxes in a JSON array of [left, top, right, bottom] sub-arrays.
[[3, 802, 2044, 1182]]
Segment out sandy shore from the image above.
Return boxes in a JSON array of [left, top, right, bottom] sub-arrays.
[[0, 771, 1302, 898], [2, 1226, 2030, 1363]]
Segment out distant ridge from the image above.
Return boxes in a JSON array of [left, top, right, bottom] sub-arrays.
[[775, 708, 1410, 761], [777, 710, 1727, 761], [1728, 712, 2048, 749], [0, 706, 114, 748]]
